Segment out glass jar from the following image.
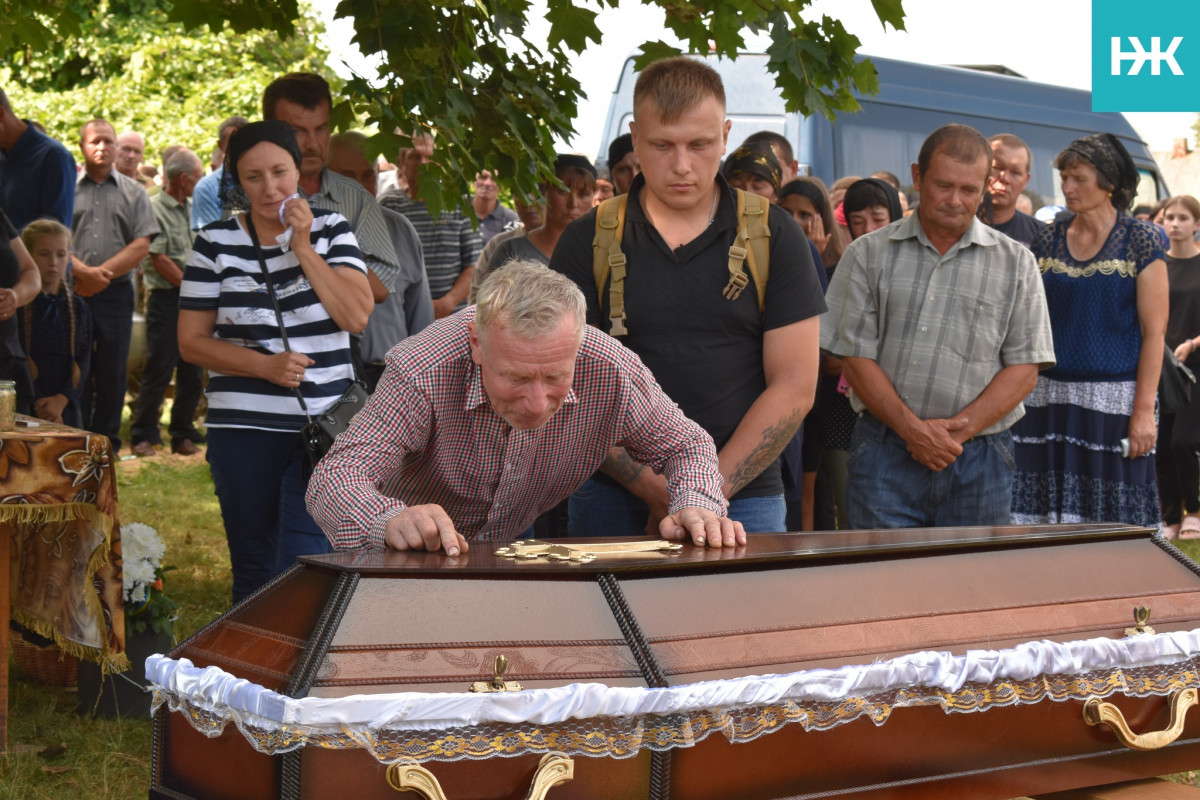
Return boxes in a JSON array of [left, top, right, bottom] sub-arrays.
[[0, 379, 15, 432]]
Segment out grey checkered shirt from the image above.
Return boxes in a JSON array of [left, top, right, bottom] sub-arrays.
[[821, 214, 1054, 435]]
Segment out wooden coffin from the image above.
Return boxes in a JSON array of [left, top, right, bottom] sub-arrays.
[[147, 524, 1200, 799]]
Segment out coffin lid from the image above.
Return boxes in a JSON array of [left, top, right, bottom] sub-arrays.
[[148, 524, 1200, 763]]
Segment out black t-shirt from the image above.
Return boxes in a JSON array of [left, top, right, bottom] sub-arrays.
[[1167, 252, 1200, 369], [0, 209, 22, 357], [989, 209, 1044, 249], [550, 174, 827, 498]]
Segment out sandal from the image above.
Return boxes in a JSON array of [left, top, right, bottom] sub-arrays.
[[1164, 524, 1180, 541], [1180, 515, 1200, 540]]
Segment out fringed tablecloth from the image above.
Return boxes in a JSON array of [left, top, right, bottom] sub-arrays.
[[3, 416, 126, 672]]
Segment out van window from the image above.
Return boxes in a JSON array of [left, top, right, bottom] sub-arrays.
[[835, 103, 933, 183]]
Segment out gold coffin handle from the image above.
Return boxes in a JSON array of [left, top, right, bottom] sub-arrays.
[[525, 754, 575, 800], [1083, 688, 1199, 751], [386, 764, 449, 800], [386, 755, 574, 799]]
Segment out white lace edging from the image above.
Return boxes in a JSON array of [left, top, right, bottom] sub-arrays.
[[146, 628, 1200, 733]]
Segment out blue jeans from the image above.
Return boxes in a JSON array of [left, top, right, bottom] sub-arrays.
[[206, 427, 331, 603], [567, 477, 785, 536], [844, 413, 1016, 529]]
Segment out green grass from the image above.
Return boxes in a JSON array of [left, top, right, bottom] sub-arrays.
[[3, 451, 230, 800], [4, 438, 1200, 798], [114, 459, 230, 638]]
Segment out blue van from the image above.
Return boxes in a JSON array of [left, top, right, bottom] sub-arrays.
[[597, 53, 1167, 205]]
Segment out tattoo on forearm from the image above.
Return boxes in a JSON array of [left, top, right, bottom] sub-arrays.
[[726, 408, 807, 497], [601, 448, 645, 487]]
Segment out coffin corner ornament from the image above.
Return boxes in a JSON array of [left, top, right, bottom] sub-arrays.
[[469, 654, 523, 694], [1125, 605, 1156, 637]]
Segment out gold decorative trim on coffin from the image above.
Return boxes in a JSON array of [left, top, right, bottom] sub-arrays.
[[152, 659, 1200, 765]]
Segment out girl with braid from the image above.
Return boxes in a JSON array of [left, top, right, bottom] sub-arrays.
[[18, 220, 91, 426]]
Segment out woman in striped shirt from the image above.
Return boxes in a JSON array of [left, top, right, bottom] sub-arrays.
[[179, 121, 372, 603]]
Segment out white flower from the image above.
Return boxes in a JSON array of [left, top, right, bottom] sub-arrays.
[[122, 522, 165, 564], [121, 522, 166, 604]]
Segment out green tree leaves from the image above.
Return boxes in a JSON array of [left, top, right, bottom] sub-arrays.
[[0, 0, 91, 59], [3, 0, 907, 217], [545, 3, 603, 53], [343, 0, 902, 215], [1, 1, 330, 168]]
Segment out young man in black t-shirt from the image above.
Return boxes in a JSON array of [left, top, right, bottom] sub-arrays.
[[550, 56, 826, 535], [986, 133, 1044, 248]]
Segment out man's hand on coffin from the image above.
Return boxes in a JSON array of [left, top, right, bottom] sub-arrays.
[[659, 507, 747, 548], [384, 504, 470, 556], [902, 417, 967, 471]]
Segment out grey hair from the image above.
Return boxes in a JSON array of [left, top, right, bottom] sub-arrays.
[[475, 260, 585, 341], [164, 149, 201, 182], [330, 130, 368, 153]]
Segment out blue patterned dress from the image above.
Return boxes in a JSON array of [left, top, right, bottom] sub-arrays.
[[1011, 213, 1164, 527]]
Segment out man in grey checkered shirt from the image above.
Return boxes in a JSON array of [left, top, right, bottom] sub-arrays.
[[821, 124, 1055, 530]]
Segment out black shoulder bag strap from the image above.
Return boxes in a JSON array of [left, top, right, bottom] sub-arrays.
[[245, 216, 313, 425]]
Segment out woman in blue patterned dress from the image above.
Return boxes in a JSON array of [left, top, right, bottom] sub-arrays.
[[1011, 133, 1167, 527]]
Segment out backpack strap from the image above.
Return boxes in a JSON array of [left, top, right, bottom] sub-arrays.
[[592, 194, 629, 336], [593, 189, 771, 335], [724, 189, 771, 312]]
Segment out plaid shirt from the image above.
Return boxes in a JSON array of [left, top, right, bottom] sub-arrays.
[[821, 213, 1054, 435], [306, 308, 727, 548]]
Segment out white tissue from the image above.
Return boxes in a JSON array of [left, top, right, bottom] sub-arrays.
[[276, 193, 302, 251]]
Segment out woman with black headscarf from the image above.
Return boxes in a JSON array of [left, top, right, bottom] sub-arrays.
[[1011, 133, 1167, 528], [178, 121, 373, 602]]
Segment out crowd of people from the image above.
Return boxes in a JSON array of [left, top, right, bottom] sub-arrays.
[[1, 55, 1198, 603]]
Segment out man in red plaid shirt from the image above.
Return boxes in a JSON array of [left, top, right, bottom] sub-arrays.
[[307, 260, 744, 554]]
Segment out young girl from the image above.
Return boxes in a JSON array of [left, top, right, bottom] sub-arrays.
[[1157, 195, 1200, 539], [17, 220, 91, 427]]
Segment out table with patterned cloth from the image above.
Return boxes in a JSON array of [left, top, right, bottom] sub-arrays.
[[1, 415, 127, 748]]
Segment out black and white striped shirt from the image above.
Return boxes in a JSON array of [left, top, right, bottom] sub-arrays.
[[180, 210, 366, 432]]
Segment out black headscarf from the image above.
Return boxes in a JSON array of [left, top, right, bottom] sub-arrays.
[[842, 178, 903, 226], [722, 141, 782, 195], [553, 153, 597, 178], [607, 134, 634, 169], [1063, 133, 1139, 211], [218, 120, 304, 211]]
